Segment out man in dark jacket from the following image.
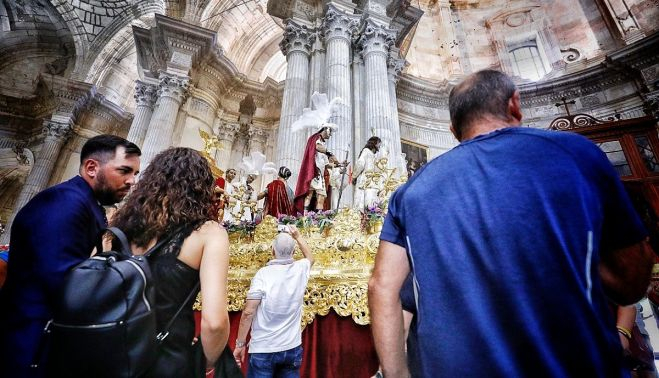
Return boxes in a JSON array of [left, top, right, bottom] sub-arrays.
[[0, 134, 141, 378]]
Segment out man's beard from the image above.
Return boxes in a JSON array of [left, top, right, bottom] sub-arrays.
[[94, 170, 129, 206]]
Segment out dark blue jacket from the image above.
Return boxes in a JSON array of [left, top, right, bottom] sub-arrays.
[[0, 175, 106, 378]]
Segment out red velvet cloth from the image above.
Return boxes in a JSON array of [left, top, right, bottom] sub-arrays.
[[264, 180, 294, 218], [194, 310, 379, 377], [294, 132, 323, 214]]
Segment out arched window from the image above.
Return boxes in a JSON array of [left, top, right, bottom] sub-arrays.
[[509, 44, 546, 81]]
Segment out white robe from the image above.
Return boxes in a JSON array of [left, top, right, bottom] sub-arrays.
[[353, 148, 380, 209]]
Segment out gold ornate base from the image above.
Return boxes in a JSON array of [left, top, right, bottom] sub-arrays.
[[194, 209, 379, 327]]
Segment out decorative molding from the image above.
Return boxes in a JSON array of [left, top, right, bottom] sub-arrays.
[[561, 47, 582, 63], [548, 113, 608, 131]]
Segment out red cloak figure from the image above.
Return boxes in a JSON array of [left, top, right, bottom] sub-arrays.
[[263, 179, 294, 218], [210, 176, 226, 220], [294, 131, 323, 214]]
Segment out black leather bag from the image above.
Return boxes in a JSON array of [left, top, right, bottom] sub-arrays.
[[45, 228, 173, 377], [193, 341, 244, 378]]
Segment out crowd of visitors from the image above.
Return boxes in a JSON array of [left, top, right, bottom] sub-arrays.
[[0, 69, 657, 378]]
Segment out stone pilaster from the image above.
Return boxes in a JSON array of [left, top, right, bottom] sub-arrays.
[[387, 50, 406, 172], [0, 121, 72, 244], [140, 72, 190, 168], [214, 120, 239, 171], [276, 20, 313, 190], [358, 20, 396, 165], [309, 25, 326, 104], [127, 80, 158, 146]]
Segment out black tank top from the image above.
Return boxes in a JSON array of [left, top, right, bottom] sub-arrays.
[[146, 222, 203, 378]]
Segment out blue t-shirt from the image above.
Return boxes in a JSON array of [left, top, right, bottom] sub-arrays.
[[380, 127, 646, 377]]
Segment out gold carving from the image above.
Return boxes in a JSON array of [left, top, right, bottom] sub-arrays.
[[194, 209, 382, 326]]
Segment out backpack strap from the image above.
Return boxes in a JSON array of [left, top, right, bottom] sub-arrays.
[[106, 227, 131, 256], [143, 226, 186, 258], [156, 281, 201, 343]]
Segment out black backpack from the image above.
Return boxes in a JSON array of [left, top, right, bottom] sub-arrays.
[[44, 227, 196, 377]]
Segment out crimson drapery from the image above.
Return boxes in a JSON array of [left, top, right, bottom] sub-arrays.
[[294, 132, 323, 214], [195, 310, 378, 377], [263, 180, 294, 218]]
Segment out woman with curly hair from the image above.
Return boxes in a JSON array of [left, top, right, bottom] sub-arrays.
[[110, 147, 229, 377]]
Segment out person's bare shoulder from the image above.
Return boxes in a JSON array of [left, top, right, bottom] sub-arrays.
[[194, 220, 228, 241]]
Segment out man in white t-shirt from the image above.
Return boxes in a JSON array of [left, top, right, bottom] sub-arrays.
[[233, 225, 314, 377]]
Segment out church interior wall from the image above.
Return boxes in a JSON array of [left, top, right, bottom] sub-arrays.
[[0, 0, 657, 231]]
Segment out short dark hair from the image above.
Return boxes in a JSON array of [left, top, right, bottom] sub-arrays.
[[80, 135, 141, 165], [278, 166, 292, 179], [448, 70, 517, 138]]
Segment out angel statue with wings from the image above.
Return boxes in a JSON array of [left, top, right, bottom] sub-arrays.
[[228, 151, 277, 222], [292, 92, 348, 214]]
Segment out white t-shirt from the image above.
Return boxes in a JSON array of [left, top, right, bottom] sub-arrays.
[[246, 258, 312, 353]]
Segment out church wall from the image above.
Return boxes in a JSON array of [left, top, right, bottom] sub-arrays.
[[628, 0, 659, 34], [0, 0, 75, 97]]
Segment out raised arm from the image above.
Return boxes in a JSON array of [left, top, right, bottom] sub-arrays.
[[369, 240, 410, 378], [199, 221, 230, 369], [288, 225, 314, 267]]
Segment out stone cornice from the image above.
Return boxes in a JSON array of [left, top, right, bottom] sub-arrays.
[[396, 74, 451, 107]]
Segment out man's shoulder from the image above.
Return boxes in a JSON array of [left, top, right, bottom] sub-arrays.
[[21, 178, 93, 215]]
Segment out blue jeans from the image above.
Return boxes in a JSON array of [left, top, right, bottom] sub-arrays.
[[247, 345, 303, 378]]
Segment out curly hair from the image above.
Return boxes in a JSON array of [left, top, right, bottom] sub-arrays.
[[110, 147, 215, 248]]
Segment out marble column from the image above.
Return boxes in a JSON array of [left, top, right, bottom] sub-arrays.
[[322, 5, 355, 161], [214, 121, 239, 171], [1, 121, 72, 244], [352, 47, 365, 162], [359, 21, 396, 165], [309, 26, 326, 103], [276, 20, 313, 190], [127, 80, 158, 146], [387, 50, 406, 173], [140, 72, 190, 168]]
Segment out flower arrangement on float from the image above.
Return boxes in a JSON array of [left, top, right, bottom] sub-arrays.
[[222, 220, 258, 241], [277, 210, 337, 236], [361, 200, 387, 234]]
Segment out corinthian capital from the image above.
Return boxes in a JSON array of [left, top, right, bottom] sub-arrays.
[[357, 21, 396, 57], [44, 121, 72, 140], [215, 121, 239, 141], [248, 127, 268, 145], [322, 5, 359, 42], [387, 52, 408, 82], [134, 80, 158, 108], [279, 21, 314, 57], [157, 72, 190, 103]]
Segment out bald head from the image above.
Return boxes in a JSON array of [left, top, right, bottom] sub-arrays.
[[449, 70, 520, 141]]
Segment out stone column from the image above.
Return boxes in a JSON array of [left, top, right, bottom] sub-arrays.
[[140, 72, 190, 168], [248, 127, 269, 192], [309, 25, 326, 102], [387, 50, 406, 172], [276, 20, 313, 190], [359, 21, 396, 165], [127, 80, 158, 146], [352, 47, 365, 163], [1, 121, 72, 243], [214, 121, 239, 171], [323, 5, 356, 161]]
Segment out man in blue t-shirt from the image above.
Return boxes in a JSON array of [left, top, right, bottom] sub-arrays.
[[368, 69, 655, 377]]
